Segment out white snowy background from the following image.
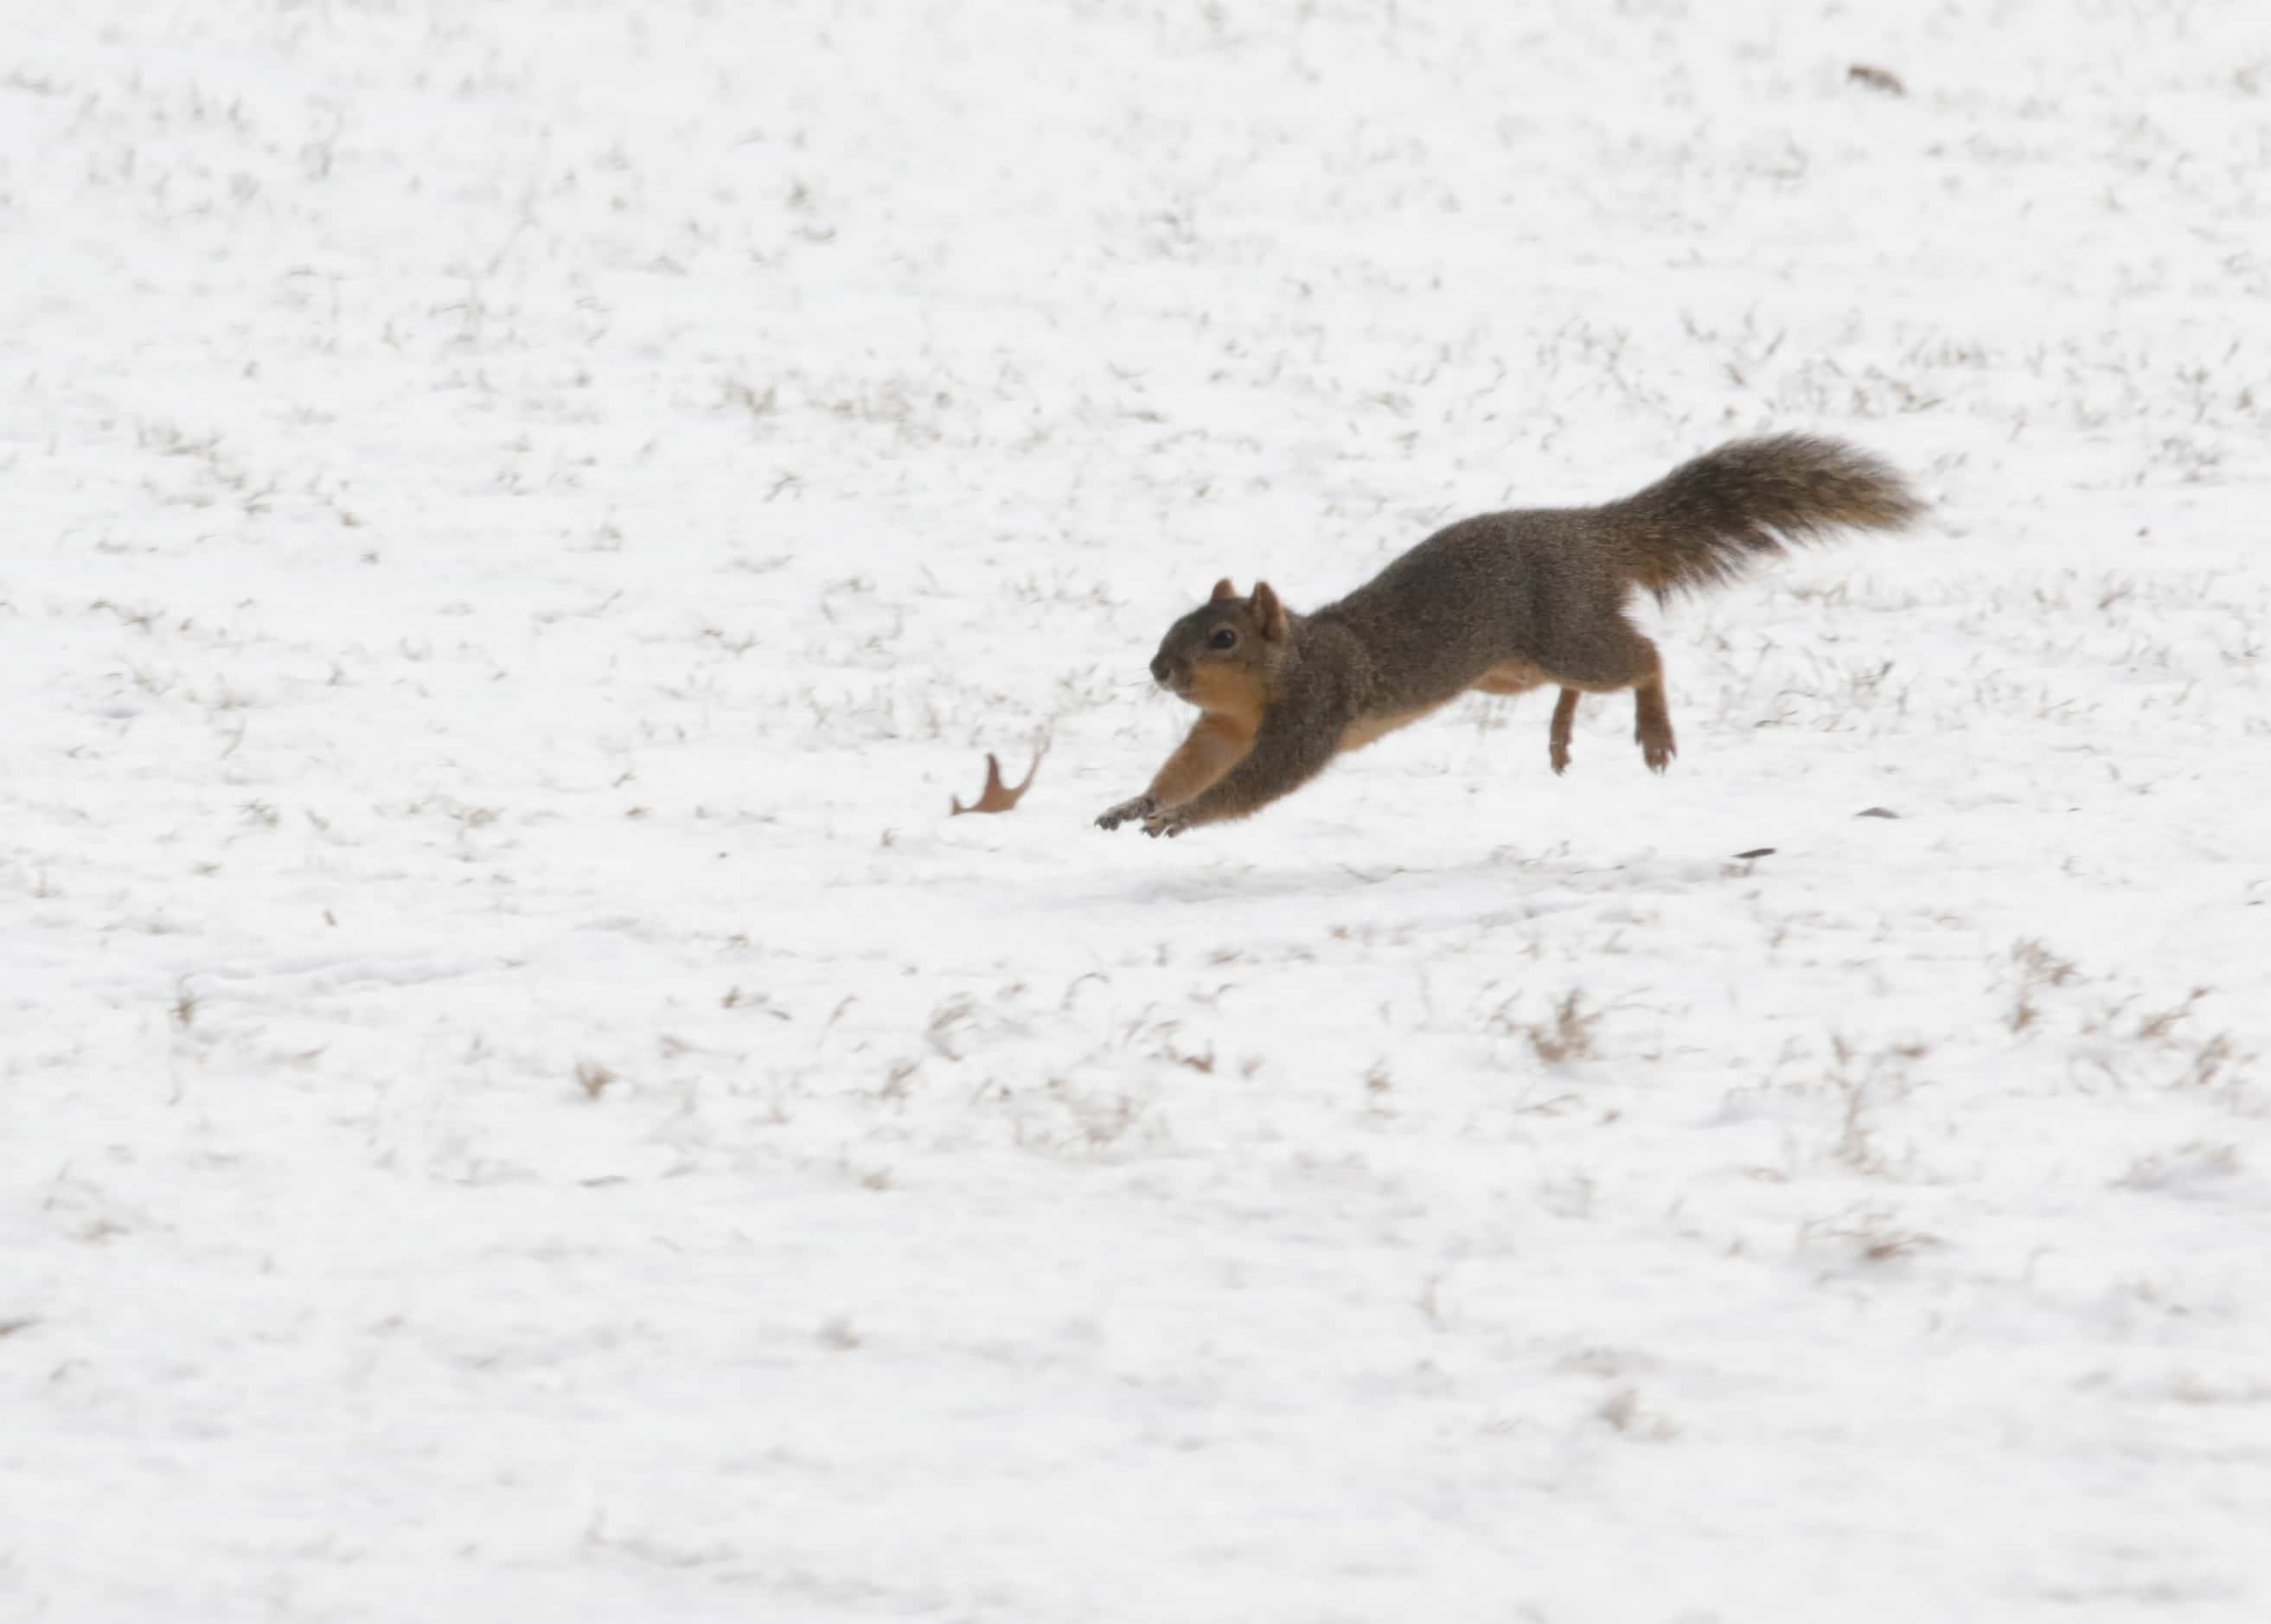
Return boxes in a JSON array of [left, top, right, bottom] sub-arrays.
[[5, 1, 2269, 1619]]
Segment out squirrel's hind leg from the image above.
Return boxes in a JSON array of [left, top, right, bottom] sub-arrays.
[[1549, 688, 1580, 775], [1632, 670, 1677, 773], [1467, 661, 1576, 773], [1537, 623, 1677, 774]]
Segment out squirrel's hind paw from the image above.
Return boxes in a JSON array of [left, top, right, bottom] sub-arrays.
[[1638, 726, 1677, 774]]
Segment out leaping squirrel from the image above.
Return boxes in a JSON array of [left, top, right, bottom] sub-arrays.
[[1096, 433, 1922, 839]]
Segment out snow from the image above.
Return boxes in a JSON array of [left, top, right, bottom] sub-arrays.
[[4, 0, 2268, 1617]]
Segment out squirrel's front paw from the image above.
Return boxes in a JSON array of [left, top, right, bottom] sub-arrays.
[[1141, 807, 1192, 840], [1096, 794, 1159, 831]]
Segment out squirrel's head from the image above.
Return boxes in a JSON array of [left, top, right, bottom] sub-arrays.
[[1149, 579, 1295, 712]]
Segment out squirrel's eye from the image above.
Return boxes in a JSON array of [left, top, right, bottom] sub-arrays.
[[1208, 628, 1238, 651]]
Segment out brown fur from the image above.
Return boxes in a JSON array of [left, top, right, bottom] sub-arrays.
[[1609, 433, 1922, 604], [1146, 713, 1256, 805], [1471, 660, 1552, 697], [1098, 434, 1922, 835], [1337, 701, 1453, 753]]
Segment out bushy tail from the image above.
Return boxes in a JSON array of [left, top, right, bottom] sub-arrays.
[[1605, 433, 1922, 603]]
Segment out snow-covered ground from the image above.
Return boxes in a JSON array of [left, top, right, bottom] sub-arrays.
[[5, 2, 2269, 1617]]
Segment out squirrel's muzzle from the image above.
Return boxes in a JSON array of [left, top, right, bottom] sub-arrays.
[[1150, 654, 1175, 686]]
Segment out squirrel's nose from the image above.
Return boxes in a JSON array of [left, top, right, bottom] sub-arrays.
[[1150, 655, 1172, 685]]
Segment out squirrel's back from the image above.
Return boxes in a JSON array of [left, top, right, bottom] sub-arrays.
[[1318, 507, 1615, 706], [1314, 433, 1921, 710]]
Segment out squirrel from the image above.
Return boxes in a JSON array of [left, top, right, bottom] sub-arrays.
[[1096, 433, 1922, 839]]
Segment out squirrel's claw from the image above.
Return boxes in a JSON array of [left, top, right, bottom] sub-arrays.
[[1096, 794, 1158, 831], [1639, 721, 1677, 774], [1142, 808, 1190, 839]]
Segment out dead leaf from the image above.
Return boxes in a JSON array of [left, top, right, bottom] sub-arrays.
[[950, 743, 1046, 816]]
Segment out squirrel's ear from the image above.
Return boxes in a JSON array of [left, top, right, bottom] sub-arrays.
[[1210, 578, 1238, 603], [1250, 580, 1289, 641]]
